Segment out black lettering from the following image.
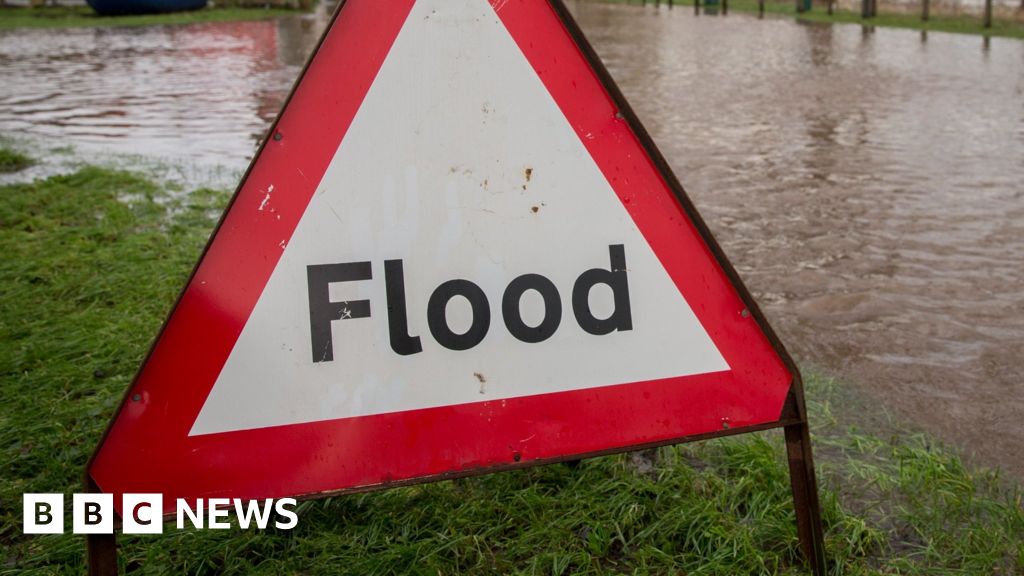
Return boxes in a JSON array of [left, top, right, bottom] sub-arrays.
[[384, 260, 423, 355], [35, 502, 52, 525], [572, 244, 633, 335], [427, 279, 490, 350], [307, 262, 372, 363], [502, 274, 562, 343], [85, 502, 102, 526]]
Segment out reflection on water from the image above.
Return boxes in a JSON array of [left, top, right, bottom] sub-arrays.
[[1, 2, 1022, 475], [0, 5, 330, 166]]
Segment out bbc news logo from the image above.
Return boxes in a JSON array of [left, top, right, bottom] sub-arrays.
[[23, 494, 298, 534]]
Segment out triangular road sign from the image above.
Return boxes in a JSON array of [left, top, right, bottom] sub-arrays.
[[90, 0, 800, 511]]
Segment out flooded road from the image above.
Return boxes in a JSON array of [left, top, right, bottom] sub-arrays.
[[581, 6, 1024, 477], [2, 2, 1022, 476], [0, 8, 327, 167]]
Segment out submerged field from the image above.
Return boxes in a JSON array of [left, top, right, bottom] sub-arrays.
[[0, 155, 1021, 574], [0, 5, 304, 29], [603, 0, 1024, 39], [3, 0, 1024, 38]]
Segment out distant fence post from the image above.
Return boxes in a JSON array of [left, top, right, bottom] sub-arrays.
[[759, 0, 765, 16], [922, 0, 929, 20], [984, 0, 993, 27]]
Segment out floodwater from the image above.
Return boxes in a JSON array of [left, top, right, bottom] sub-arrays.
[[1, 2, 1022, 475]]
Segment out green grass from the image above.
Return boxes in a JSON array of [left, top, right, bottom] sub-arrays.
[[792, 5, 1024, 38], [0, 148, 34, 173], [0, 4, 304, 29], [611, 0, 1024, 39], [0, 163, 1021, 574]]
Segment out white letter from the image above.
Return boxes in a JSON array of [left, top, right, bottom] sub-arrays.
[[73, 494, 113, 534], [122, 494, 163, 534], [274, 498, 298, 529], [207, 498, 231, 529], [176, 498, 203, 529], [233, 499, 274, 530], [23, 494, 64, 534]]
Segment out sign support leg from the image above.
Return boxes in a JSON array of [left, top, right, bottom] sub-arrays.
[[87, 532, 118, 576], [84, 475, 118, 576], [784, 421, 826, 576]]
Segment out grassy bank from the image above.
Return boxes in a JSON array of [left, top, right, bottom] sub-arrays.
[[0, 156, 1021, 573], [610, 0, 1024, 39], [790, 3, 1024, 38], [0, 4, 305, 29], [0, 148, 33, 173]]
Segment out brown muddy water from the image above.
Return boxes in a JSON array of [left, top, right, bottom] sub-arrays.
[[1, 2, 1022, 476]]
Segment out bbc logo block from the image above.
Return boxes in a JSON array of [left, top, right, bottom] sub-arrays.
[[22, 494, 64, 534], [23, 493, 160, 535], [22, 494, 297, 534]]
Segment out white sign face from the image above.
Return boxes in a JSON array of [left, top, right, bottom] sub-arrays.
[[190, 0, 728, 436]]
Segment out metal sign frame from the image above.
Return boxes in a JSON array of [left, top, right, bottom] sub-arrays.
[[85, 0, 825, 573]]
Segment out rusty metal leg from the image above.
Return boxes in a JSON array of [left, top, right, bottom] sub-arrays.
[[87, 532, 118, 576], [84, 474, 118, 576], [785, 422, 826, 576]]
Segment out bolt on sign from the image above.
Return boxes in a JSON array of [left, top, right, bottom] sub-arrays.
[[87, 0, 825, 573]]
